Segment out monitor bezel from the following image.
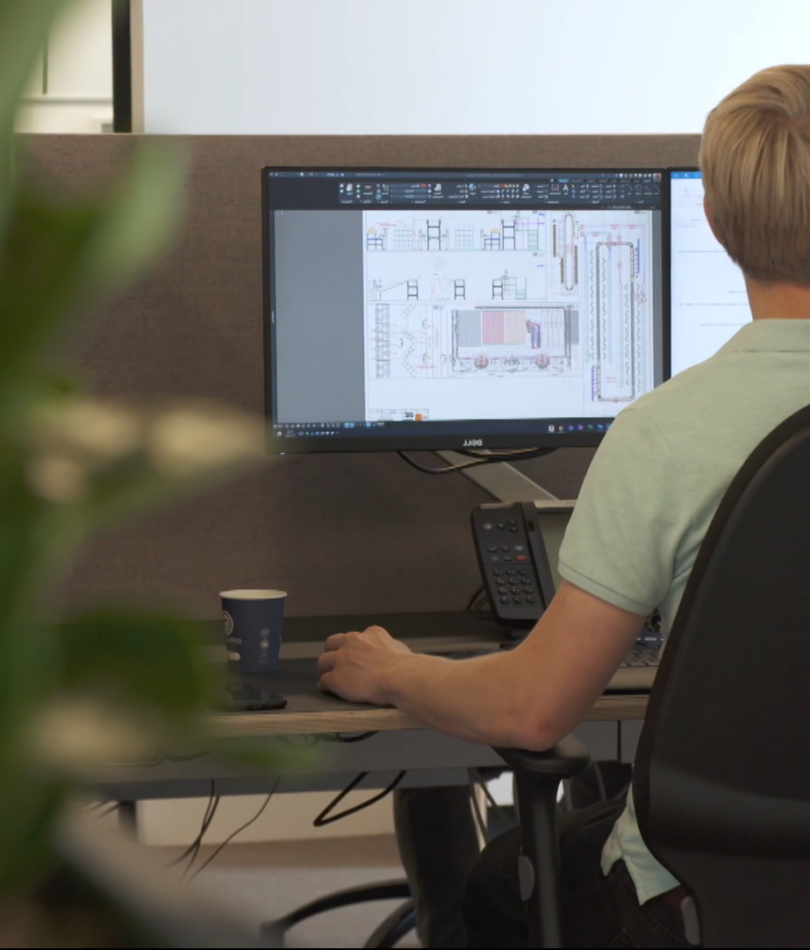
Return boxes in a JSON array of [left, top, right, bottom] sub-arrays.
[[262, 165, 667, 454], [664, 166, 701, 382]]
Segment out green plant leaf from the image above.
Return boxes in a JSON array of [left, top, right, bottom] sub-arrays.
[[0, 767, 64, 893], [0, 0, 70, 236], [58, 610, 218, 718], [0, 143, 187, 395]]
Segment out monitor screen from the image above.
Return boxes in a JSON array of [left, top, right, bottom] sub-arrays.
[[263, 167, 666, 453], [668, 169, 752, 378]]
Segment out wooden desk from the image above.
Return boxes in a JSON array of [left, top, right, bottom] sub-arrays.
[[213, 688, 647, 738], [95, 612, 648, 801], [211, 611, 649, 737]]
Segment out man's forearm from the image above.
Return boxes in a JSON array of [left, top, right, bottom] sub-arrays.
[[379, 650, 555, 751]]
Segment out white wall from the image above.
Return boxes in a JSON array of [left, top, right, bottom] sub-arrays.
[[139, 790, 395, 847], [16, 0, 113, 134], [138, 0, 810, 135]]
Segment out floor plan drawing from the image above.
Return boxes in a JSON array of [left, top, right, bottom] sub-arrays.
[[362, 208, 656, 422]]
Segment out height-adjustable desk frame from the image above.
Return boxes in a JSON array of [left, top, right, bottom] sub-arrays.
[[94, 458, 645, 819]]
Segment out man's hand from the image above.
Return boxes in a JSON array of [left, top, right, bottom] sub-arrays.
[[316, 626, 413, 705]]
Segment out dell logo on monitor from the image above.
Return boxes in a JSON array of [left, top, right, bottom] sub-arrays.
[[463, 439, 484, 448]]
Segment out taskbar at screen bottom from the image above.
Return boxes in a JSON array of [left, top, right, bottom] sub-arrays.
[[268, 418, 615, 453]]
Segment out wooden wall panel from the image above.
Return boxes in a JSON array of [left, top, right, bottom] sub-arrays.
[[17, 134, 701, 619]]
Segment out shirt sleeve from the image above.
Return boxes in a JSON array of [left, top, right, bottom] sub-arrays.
[[558, 406, 682, 616]]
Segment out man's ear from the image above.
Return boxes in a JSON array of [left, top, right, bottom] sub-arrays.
[[704, 193, 722, 244]]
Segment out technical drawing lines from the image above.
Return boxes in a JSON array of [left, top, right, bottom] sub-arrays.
[[452, 306, 579, 376], [492, 271, 527, 301], [373, 304, 391, 379], [363, 212, 544, 253], [590, 240, 639, 403], [369, 278, 419, 301], [551, 213, 579, 293], [370, 302, 441, 380]]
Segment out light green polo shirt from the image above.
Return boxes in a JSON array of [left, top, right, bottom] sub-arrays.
[[558, 319, 810, 904]]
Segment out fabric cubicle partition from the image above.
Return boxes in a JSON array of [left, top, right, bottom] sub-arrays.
[[17, 134, 701, 619]]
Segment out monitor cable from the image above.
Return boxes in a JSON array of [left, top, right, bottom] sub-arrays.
[[397, 446, 557, 476], [313, 770, 407, 827], [164, 781, 220, 875], [189, 778, 281, 881]]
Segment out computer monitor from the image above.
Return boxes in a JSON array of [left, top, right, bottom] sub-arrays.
[[263, 167, 666, 453], [668, 169, 752, 378]]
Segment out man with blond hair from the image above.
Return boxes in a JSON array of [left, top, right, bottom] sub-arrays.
[[318, 65, 810, 947]]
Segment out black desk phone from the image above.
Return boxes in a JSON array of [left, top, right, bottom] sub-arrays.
[[471, 501, 559, 625]]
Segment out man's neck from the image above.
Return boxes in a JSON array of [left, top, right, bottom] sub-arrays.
[[745, 276, 810, 320]]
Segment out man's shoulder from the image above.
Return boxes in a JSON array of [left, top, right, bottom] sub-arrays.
[[615, 360, 729, 444], [630, 361, 720, 419]]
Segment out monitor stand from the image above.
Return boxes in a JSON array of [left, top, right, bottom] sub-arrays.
[[435, 451, 560, 503]]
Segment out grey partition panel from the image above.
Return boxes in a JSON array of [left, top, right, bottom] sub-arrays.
[[17, 134, 700, 619]]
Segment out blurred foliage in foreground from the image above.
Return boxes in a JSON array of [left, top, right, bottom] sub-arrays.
[[0, 0, 281, 897]]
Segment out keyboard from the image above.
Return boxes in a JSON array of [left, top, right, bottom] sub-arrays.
[[428, 639, 660, 692], [431, 649, 492, 661], [608, 642, 659, 692]]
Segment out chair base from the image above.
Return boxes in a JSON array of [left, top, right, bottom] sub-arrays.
[[261, 880, 412, 948]]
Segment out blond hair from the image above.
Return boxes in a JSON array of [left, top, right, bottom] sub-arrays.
[[700, 65, 810, 285]]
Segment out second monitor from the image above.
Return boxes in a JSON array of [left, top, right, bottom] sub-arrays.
[[264, 167, 666, 453], [668, 169, 753, 377]]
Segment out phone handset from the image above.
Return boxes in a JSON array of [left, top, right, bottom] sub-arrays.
[[471, 502, 557, 626]]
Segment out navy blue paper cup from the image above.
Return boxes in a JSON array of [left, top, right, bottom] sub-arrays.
[[220, 589, 286, 674]]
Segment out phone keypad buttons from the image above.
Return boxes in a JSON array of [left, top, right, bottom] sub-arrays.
[[473, 505, 546, 622]]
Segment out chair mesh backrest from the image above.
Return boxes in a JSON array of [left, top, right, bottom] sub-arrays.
[[635, 402, 810, 863]]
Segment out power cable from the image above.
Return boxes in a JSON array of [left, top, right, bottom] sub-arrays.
[[313, 771, 407, 827], [189, 779, 281, 881]]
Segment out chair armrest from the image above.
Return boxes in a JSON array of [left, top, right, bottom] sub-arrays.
[[493, 735, 591, 778]]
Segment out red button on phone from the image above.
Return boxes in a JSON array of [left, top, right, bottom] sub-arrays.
[[515, 554, 528, 561]]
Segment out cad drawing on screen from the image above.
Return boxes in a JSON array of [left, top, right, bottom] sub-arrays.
[[362, 207, 655, 423]]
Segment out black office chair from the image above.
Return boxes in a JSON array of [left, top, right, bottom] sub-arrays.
[[264, 754, 596, 949], [633, 401, 810, 947], [494, 738, 592, 948], [497, 402, 810, 948]]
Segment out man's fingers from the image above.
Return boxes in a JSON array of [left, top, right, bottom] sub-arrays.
[[323, 632, 348, 652], [317, 672, 333, 693], [316, 650, 338, 676]]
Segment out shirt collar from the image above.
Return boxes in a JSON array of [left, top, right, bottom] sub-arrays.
[[717, 319, 810, 355]]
